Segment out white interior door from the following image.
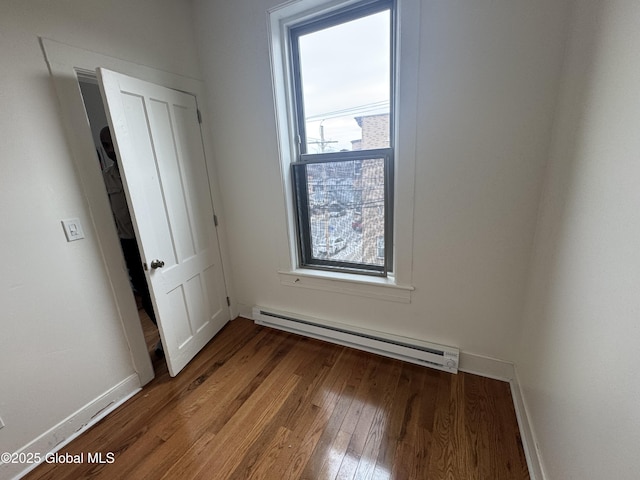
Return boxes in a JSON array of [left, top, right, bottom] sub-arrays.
[[97, 68, 230, 377]]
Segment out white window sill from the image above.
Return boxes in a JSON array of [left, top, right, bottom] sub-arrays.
[[278, 269, 414, 303]]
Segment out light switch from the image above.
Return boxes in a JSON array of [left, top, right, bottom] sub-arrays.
[[61, 218, 85, 242]]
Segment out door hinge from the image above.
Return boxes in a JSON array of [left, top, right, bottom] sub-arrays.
[[213, 214, 219, 227], [143, 262, 148, 271], [197, 109, 202, 124], [226, 297, 231, 307]]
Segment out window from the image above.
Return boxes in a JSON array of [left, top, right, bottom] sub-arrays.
[[289, 0, 395, 276]]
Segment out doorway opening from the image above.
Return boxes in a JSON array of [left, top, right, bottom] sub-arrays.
[[77, 73, 165, 370]]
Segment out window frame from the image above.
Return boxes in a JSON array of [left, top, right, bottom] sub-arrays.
[[288, 0, 396, 276]]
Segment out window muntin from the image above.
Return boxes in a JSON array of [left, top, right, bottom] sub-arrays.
[[290, 0, 395, 276]]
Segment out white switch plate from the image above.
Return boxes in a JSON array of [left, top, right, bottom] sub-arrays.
[[61, 218, 85, 242]]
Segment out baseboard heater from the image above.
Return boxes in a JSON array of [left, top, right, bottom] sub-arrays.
[[252, 306, 459, 374]]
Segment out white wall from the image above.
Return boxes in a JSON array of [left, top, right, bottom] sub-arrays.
[[517, 1, 640, 478], [0, 0, 203, 459], [192, 0, 572, 360], [8, 1, 636, 477]]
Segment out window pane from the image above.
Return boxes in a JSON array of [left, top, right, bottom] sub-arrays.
[[297, 10, 390, 153], [306, 158, 385, 266]]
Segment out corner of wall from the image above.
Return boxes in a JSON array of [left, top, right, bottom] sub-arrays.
[[459, 353, 546, 479], [510, 365, 546, 480], [1, 375, 140, 480]]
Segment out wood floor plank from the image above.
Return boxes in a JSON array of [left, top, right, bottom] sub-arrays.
[[100, 327, 293, 479], [164, 372, 300, 480], [228, 337, 337, 480], [299, 351, 362, 479], [421, 365, 457, 479], [337, 358, 379, 439], [335, 449, 360, 480], [265, 355, 350, 478], [23, 317, 529, 480], [245, 426, 293, 480], [155, 335, 306, 479], [372, 362, 416, 477], [352, 358, 403, 479], [315, 429, 351, 480]]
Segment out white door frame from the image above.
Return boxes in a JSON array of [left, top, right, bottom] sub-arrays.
[[41, 38, 235, 385]]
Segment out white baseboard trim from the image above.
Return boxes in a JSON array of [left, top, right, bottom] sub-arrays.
[[459, 353, 543, 480], [236, 302, 254, 319], [2, 374, 141, 480], [510, 368, 545, 480], [458, 351, 515, 381]]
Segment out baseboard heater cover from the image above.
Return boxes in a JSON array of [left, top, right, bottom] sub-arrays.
[[252, 306, 459, 374]]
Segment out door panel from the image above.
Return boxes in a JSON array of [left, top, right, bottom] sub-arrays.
[[97, 68, 229, 376]]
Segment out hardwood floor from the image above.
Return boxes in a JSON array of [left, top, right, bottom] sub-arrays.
[[139, 308, 161, 359], [24, 317, 529, 480]]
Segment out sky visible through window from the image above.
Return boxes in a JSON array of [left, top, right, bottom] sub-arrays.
[[298, 9, 390, 153]]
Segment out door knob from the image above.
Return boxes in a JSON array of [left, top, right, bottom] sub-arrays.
[[150, 259, 165, 269]]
